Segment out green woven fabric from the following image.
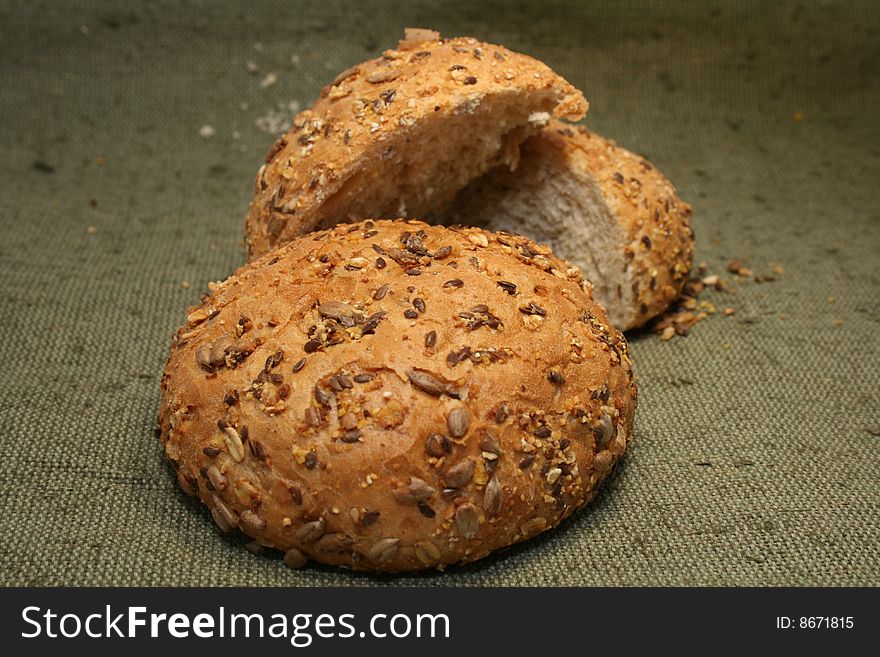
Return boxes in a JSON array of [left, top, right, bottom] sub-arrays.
[[1, 0, 877, 586]]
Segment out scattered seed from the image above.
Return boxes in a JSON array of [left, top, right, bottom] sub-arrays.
[[454, 503, 479, 539], [354, 373, 374, 383], [417, 501, 436, 518], [424, 330, 437, 348], [497, 280, 517, 295], [413, 297, 426, 313], [292, 357, 306, 372], [404, 309, 418, 319], [518, 454, 536, 469], [373, 284, 389, 300], [443, 279, 464, 289], [447, 407, 470, 437], [376, 256, 387, 269], [203, 446, 220, 458], [248, 439, 267, 460], [223, 390, 239, 405], [289, 486, 303, 506], [443, 458, 475, 488], [303, 339, 322, 353], [494, 403, 509, 424], [304, 450, 318, 469]]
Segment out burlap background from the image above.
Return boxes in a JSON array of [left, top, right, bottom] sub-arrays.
[[1, 0, 877, 586]]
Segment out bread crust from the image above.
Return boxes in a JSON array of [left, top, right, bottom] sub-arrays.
[[160, 220, 635, 572], [245, 32, 587, 259]]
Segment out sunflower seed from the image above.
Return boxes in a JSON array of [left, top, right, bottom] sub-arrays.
[[210, 506, 232, 532], [548, 370, 565, 385], [341, 429, 361, 443], [447, 407, 470, 438], [454, 503, 479, 539], [361, 510, 380, 526], [297, 518, 325, 543], [595, 413, 613, 448], [223, 426, 245, 462], [479, 432, 501, 456], [414, 540, 441, 565], [195, 345, 213, 370], [519, 302, 547, 316], [314, 386, 332, 406], [340, 412, 359, 430], [367, 537, 400, 563], [521, 517, 548, 536], [283, 547, 308, 569], [407, 369, 447, 397], [315, 533, 351, 553], [392, 477, 434, 503], [443, 278, 464, 289], [434, 245, 452, 260], [425, 433, 452, 457], [240, 510, 266, 533], [206, 465, 227, 490], [443, 458, 475, 488], [304, 339, 322, 353], [305, 406, 322, 427], [212, 495, 239, 528], [413, 297, 426, 313]]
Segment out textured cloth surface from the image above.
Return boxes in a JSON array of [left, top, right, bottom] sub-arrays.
[[1, 0, 878, 586]]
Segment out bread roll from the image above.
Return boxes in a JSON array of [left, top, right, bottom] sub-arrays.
[[448, 121, 694, 330], [160, 220, 636, 571], [245, 30, 587, 259]]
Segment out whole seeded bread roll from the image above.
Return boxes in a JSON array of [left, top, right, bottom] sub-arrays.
[[160, 220, 636, 572], [448, 121, 694, 330], [245, 29, 587, 259]]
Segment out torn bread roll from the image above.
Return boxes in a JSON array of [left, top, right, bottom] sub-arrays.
[[161, 220, 635, 572], [245, 29, 587, 259], [448, 121, 695, 330]]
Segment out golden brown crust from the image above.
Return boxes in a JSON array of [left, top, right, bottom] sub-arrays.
[[245, 32, 587, 260], [546, 121, 694, 329], [160, 220, 635, 572]]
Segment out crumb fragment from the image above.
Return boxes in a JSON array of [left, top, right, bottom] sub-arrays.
[[199, 125, 216, 138]]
